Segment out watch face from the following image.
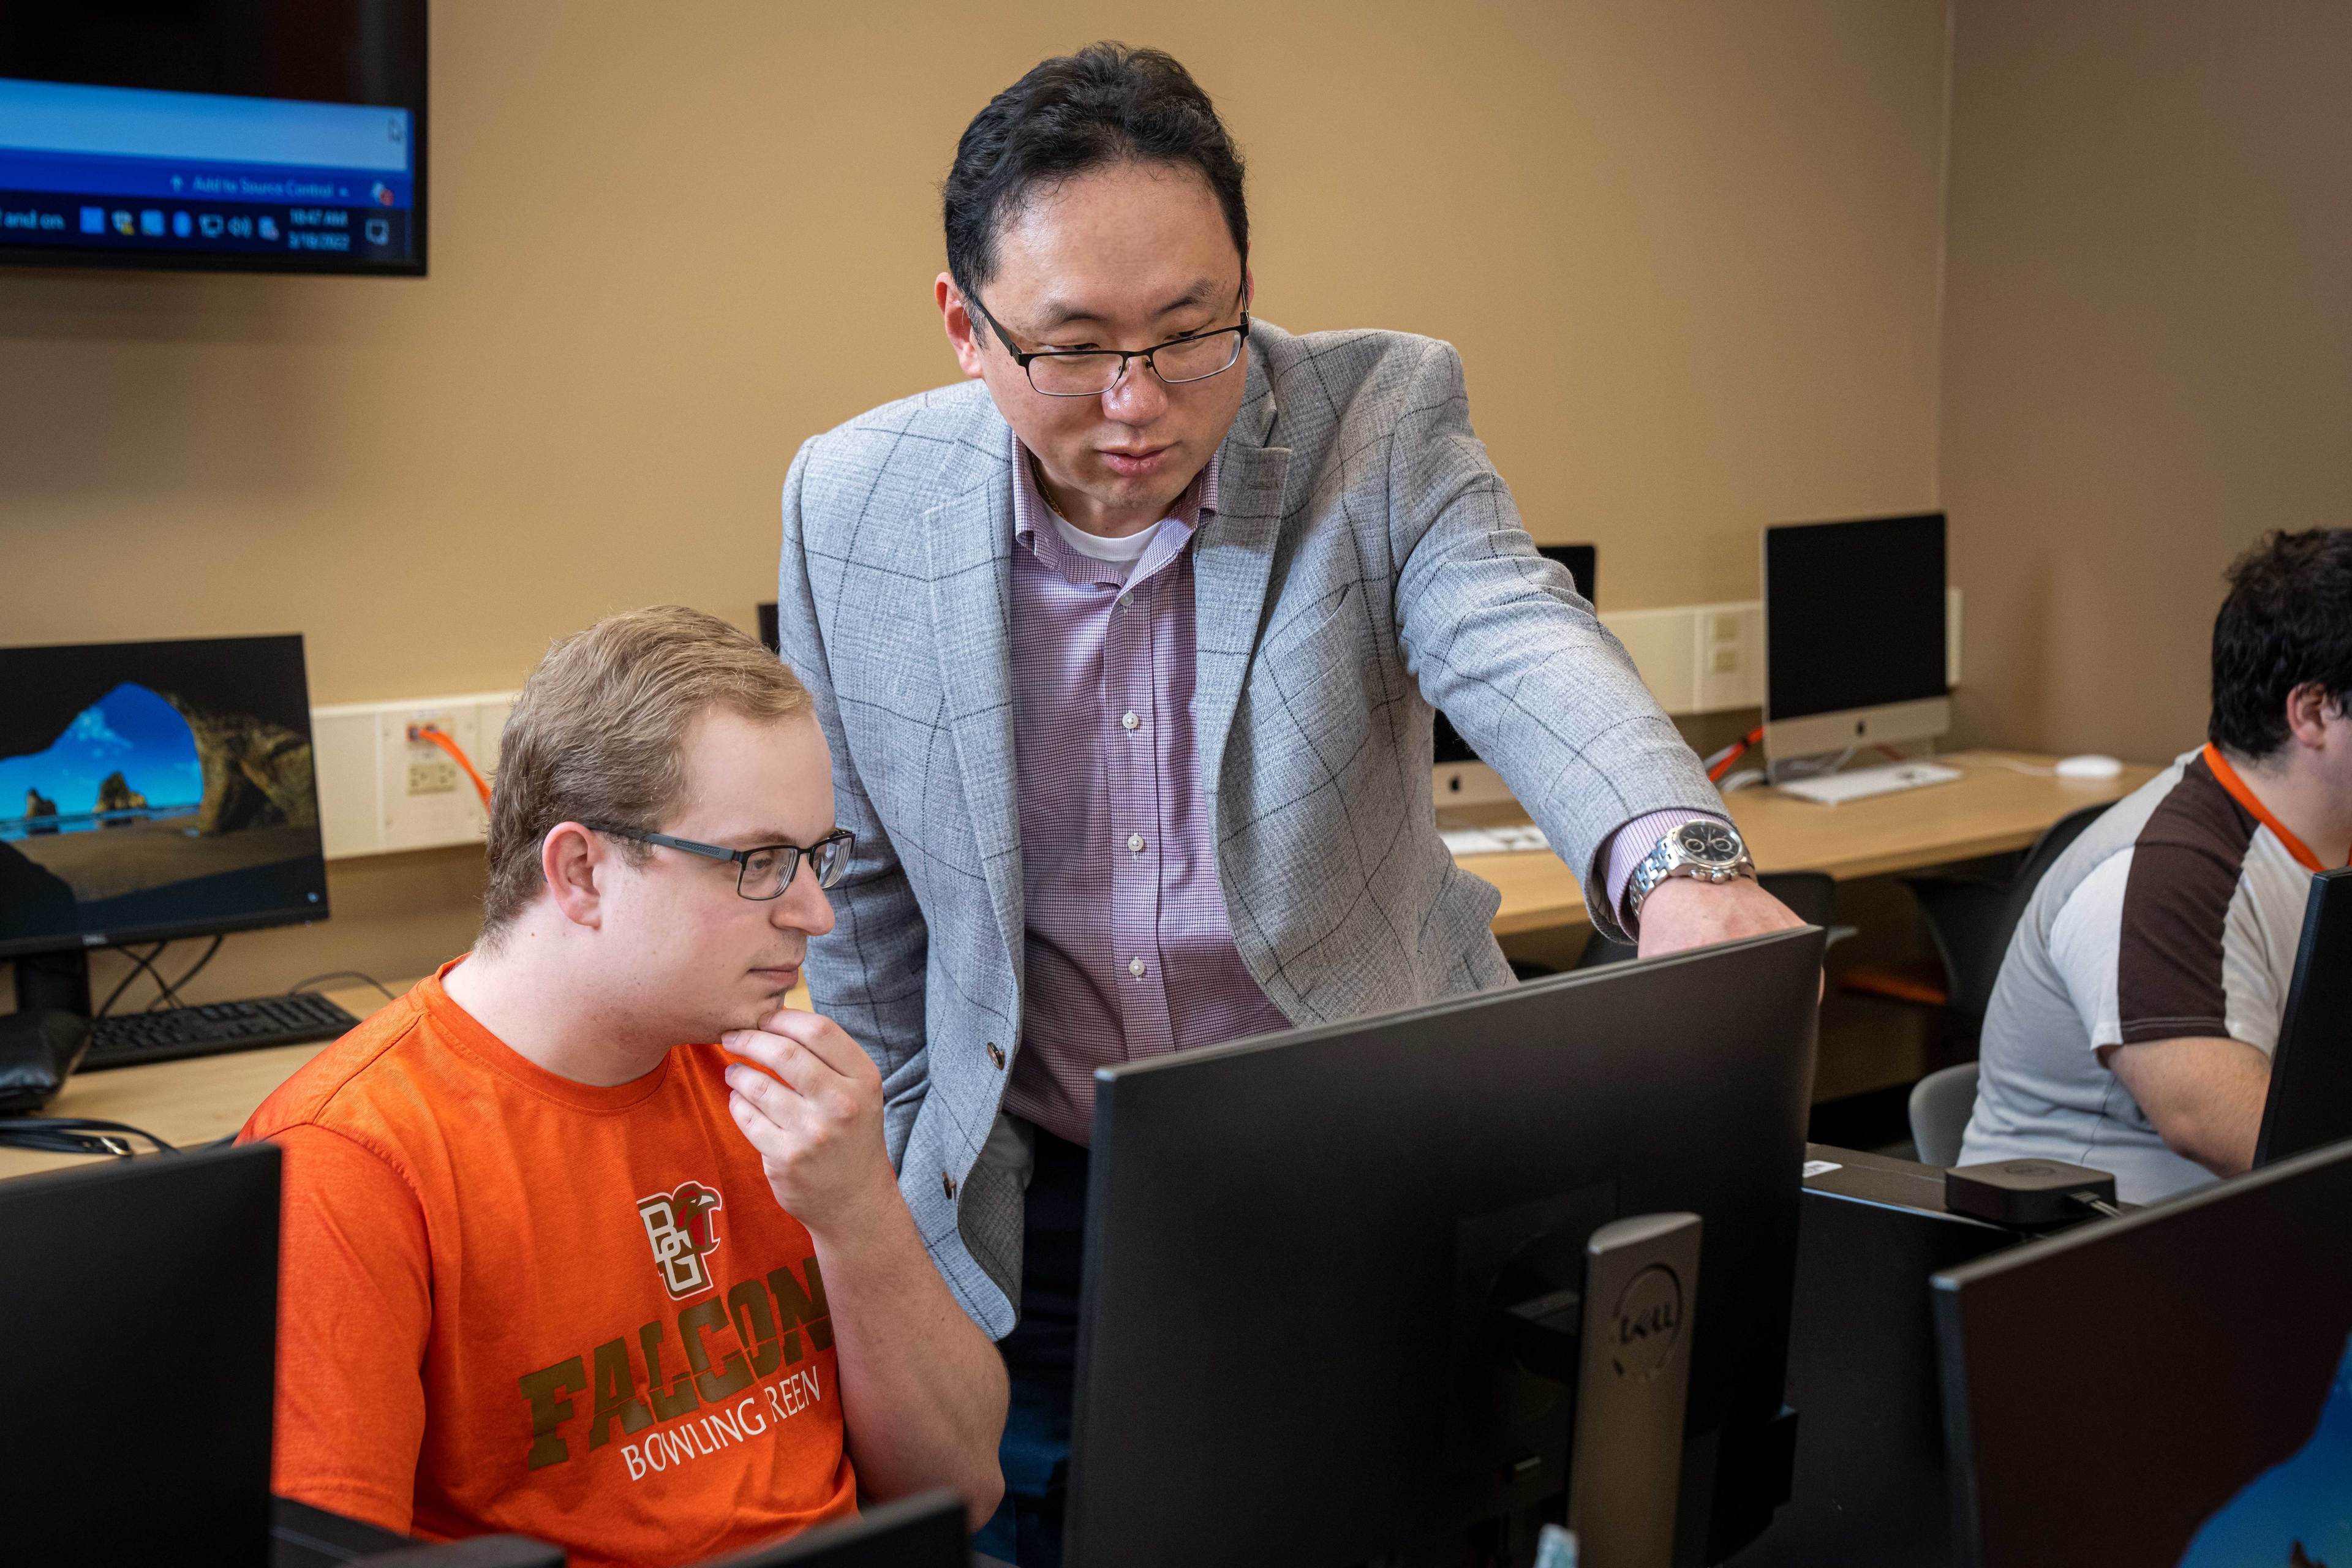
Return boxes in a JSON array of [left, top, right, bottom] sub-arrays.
[[1676, 821, 1743, 867]]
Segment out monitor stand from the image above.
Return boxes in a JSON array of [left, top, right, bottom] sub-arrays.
[[1493, 1211, 1705, 1568], [9, 948, 91, 1022], [1567, 1213, 1703, 1568]]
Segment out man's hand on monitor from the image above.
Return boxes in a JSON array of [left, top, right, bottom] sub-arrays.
[[1635, 874, 1807, 961], [720, 1010, 898, 1235]]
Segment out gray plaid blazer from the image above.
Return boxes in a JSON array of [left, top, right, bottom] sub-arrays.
[[775, 322, 1721, 1336]]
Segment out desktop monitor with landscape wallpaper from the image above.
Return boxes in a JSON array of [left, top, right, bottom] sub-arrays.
[[0, 635, 328, 956]]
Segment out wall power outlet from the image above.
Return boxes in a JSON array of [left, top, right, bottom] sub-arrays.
[[312, 691, 517, 859], [407, 758, 461, 796]]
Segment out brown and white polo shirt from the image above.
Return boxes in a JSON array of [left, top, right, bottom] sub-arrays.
[[1960, 745, 2332, 1202]]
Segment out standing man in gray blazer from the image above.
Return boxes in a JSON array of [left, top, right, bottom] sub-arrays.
[[775, 43, 1801, 1564]]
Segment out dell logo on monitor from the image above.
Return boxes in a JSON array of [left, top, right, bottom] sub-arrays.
[[1610, 1264, 1686, 1382]]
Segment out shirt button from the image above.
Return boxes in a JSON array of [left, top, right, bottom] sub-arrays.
[[1128, 957, 1147, 978], [986, 1042, 1005, 1070], [941, 1171, 957, 1200], [1121, 711, 1140, 731], [1128, 834, 1146, 854]]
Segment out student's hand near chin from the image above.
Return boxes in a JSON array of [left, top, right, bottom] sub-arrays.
[[720, 1009, 1011, 1522], [720, 1009, 897, 1235]]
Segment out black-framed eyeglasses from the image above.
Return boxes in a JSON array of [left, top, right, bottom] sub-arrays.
[[971, 291, 1250, 398], [581, 823, 855, 900]]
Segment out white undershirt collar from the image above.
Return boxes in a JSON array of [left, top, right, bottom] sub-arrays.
[[1043, 507, 1161, 565]]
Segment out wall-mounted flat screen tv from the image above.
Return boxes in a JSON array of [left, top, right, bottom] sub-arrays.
[[0, 2, 426, 276]]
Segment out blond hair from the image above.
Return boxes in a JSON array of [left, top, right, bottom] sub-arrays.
[[481, 606, 813, 937]]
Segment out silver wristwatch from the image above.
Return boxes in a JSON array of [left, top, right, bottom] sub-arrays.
[[1626, 819, 1756, 922]]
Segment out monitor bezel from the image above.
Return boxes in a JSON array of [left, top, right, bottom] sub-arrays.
[[2254, 866, 2352, 1167], [0, 7, 429, 279], [1760, 511, 1951, 761], [1931, 1134, 2352, 1568], [0, 893, 332, 964], [0, 1140, 282, 1561], [0, 632, 332, 962], [1069, 925, 1823, 1565]]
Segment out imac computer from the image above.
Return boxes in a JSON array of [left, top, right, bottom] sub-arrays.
[[1933, 1134, 2352, 1567], [0, 635, 340, 1064], [1066, 925, 1823, 1567], [1762, 514, 1950, 766], [1433, 543, 1597, 809], [2256, 867, 2352, 1168]]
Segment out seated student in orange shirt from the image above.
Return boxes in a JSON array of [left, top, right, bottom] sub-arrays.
[[241, 606, 1006, 1567]]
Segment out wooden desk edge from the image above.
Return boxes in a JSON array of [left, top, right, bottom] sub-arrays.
[[1480, 823, 2056, 936], [1472, 753, 2157, 935]]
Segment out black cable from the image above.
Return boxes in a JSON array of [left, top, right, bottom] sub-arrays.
[[143, 934, 223, 1013], [285, 970, 398, 1002], [96, 942, 171, 1018], [0, 1116, 180, 1159]]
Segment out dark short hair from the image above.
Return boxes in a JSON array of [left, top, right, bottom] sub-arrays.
[[943, 42, 1247, 305], [2209, 528, 2352, 759]]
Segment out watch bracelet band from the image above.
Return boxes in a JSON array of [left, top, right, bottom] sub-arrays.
[[1624, 824, 1755, 925]]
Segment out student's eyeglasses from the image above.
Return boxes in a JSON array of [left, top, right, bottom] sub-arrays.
[[581, 824, 855, 900]]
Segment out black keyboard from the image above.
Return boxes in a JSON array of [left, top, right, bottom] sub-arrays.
[[83, 992, 364, 1071]]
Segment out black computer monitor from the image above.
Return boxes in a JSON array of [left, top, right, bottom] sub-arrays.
[[0, 635, 329, 1015], [1762, 513, 1949, 760], [1066, 926, 1823, 1566], [2256, 866, 2352, 1168], [1546, 543, 1599, 608], [0, 6, 429, 277], [1932, 1136, 2352, 1568], [1432, 544, 1597, 767], [704, 1491, 968, 1567], [0, 1141, 282, 1562]]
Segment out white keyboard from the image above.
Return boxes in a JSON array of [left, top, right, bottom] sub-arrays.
[[1776, 760, 1964, 805]]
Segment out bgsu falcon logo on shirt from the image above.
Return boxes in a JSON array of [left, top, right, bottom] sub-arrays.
[[638, 1181, 724, 1299]]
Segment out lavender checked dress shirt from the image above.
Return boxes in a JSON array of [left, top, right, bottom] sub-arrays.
[[1002, 447, 1716, 1148], [1004, 449, 1291, 1146]]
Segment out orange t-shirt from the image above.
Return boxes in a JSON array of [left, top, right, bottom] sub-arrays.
[[239, 960, 857, 1567]]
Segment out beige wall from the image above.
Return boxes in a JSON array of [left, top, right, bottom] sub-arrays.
[[1942, 0, 2352, 761], [1, 1, 1950, 1006]]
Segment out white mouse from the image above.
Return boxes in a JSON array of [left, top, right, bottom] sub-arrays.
[[2055, 753, 2124, 780]]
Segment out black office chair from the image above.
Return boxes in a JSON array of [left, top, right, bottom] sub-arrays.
[[1572, 870, 1840, 970], [1912, 802, 2108, 1017]]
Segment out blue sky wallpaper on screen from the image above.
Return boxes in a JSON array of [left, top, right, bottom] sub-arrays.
[[2180, 1330, 2352, 1567], [0, 683, 202, 837]]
